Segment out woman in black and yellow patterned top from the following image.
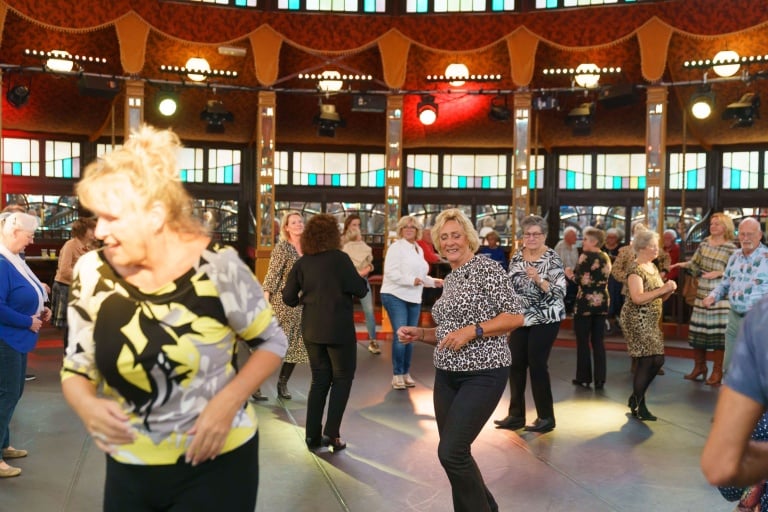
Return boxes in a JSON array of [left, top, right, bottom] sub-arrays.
[[61, 125, 287, 512]]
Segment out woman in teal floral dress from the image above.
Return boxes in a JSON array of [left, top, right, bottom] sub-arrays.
[[572, 227, 612, 389]]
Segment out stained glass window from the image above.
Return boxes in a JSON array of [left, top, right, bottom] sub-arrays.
[[443, 154, 507, 189], [274, 151, 290, 185], [179, 147, 206, 183], [406, 154, 439, 188], [172, 0, 258, 7], [44, 141, 81, 179], [558, 154, 592, 189], [2, 138, 40, 177], [668, 152, 706, 190], [293, 151, 356, 186], [536, 0, 645, 7], [407, 0, 514, 11], [96, 143, 122, 157], [208, 149, 242, 184], [279, 0, 386, 12], [360, 153, 386, 187], [528, 155, 545, 190], [595, 153, 646, 190], [722, 151, 759, 190]]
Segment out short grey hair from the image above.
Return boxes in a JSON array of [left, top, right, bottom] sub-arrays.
[[631, 230, 658, 253], [520, 215, 548, 236]]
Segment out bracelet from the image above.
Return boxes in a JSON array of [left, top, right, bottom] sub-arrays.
[[420, 328, 424, 341]]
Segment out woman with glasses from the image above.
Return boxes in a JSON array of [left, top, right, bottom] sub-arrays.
[[495, 215, 566, 433], [0, 211, 51, 478], [380, 216, 442, 390]]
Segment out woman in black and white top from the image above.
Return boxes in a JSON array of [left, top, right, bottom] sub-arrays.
[[398, 208, 523, 512], [495, 215, 566, 434]]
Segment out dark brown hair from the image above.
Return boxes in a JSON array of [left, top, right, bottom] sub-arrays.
[[71, 217, 96, 239], [301, 213, 341, 255]]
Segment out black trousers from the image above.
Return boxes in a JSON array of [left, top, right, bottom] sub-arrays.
[[507, 322, 561, 420], [304, 341, 357, 440], [434, 366, 508, 512], [573, 314, 607, 385], [104, 433, 259, 512]]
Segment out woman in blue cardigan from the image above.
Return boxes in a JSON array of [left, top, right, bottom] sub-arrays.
[[0, 211, 51, 478]]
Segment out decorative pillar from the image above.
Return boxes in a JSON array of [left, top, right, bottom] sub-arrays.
[[124, 80, 144, 135], [645, 86, 668, 235], [254, 91, 276, 281], [384, 95, 404, 251], [511, 91, 532, 250], [380, 95, 404, 334]]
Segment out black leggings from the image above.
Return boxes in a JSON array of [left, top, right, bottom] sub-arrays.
[[632, 354, 665, 399]]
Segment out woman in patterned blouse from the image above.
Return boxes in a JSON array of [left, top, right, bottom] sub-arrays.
[[494, 215, 566, 434], [61, 125, 287, 511], [397, 208, 523, 512], [571, 227, 612, 389]]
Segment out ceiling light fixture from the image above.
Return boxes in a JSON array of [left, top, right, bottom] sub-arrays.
[[25, 49, 107, 73], [489, 95, 512, 122], [722, 92, 760, 128], [6, 84, 30, 108], [565, 102, 595, 135], [160, 60, 238, 82], [200, 99, 234, 133], [712, 50, 741, 78], [298, 71, 373, 92], [542, 65, 622, 89], [156, 89, 180, 117], [689, 86, 716, 120], [417, 95, 438, 125], [444, 63, 469, 86], [313, 103, 346, 137]]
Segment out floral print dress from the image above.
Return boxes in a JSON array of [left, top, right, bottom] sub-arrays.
[[573, 250, 611, 317]]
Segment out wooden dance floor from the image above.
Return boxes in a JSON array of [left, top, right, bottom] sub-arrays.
[[6, 327, 727, 511]]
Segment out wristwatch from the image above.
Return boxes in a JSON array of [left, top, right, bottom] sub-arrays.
[[475, 323, 484, 338]]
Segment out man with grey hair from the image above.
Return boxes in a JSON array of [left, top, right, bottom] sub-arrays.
[[554, 226, 579, 315], [703, 217, 768, 375]]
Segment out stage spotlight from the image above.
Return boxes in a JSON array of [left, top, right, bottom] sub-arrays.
[[200, 99, 234, 133], [6, 84, 30, 108], [156, 90, 179, 117], [313, 103, 345, 138], [689, 86, 715, 120], [722, 92, 760, 128], [565, 102, 595, 136], [489, 95, 511, 122], [417, 95, 438, 125]]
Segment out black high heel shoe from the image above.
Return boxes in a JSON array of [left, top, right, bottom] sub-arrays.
[[628, 394, 638, 417], [493, 415, 526, 430], [321, 435, 347, 452], [571, 379, 591, 388], [306, 437, 323, 451]]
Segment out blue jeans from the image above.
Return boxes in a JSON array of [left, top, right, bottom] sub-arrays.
[[434, 366, 508, 512], [360, 280, 377, 340], [0, 339, 27, 453], [381, 293, 421, 376]]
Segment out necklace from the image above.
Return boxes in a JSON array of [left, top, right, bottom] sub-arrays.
[[524, 246, 547, 261]]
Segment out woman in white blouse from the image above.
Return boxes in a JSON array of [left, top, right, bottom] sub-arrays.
[[380, 216, 442, 390]]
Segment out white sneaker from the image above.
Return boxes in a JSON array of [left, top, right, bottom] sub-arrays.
[[403, 374, 416, 387], [368, 340, 381, 354], [392, 375, 406, 390]]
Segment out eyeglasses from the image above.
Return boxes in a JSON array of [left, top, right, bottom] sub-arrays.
[[523, 232, 544, 239]]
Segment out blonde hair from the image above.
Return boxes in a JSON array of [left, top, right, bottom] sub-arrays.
[[431, 208, 480, 255], [710, 212, 735, 241], [76, 124, 206, 236], [280, 210, 303, 242], [396, 216, 423, 241]]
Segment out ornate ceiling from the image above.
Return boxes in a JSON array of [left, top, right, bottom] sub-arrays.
[[1, 0, 768, 150]]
